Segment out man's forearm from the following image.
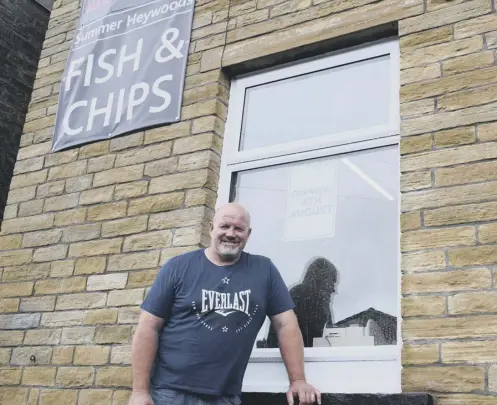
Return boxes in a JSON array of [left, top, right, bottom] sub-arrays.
[[131, 325, 159, 392], [277, 323, 306, 383]]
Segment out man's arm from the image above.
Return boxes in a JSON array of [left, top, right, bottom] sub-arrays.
[[271, 310, 306, 382], [131, 310, 165, 392], [271, 310, 321, 405]]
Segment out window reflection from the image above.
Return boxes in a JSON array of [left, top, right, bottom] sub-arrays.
[[231, 145, 399, 348]]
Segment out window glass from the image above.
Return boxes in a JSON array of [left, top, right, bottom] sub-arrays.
[[231, 145, 399, 349], [239, 55, 391, 151]]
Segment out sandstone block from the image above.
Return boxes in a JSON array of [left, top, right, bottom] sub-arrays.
[[449, 245, 497, 267], [144, 121, 191, 145], [14, 156, 44, 175], [56, 366, 95, 387], [50, 260, 75, 277], [110, 133, 144, 151], [402, 181, 497, 212], [403, 315, 497, 340], [449, 291, 497, 315], [144, 157, 179, 177], [51, 346, 74, 365], [47, 161, 87, 182], [402, 366, 484, 393], [400, 0, 490, 35], [424, 201, 497, 227], [0, 313, 40, 330], [401, 66, 497, 103], [69, 238, 122, 257], [83, 309, 118, 325], [173, 226, 207, 247], [401, 63, 440, 85], [87, 202, 127, 222], [87, 274, 128, 291], [443, 51, 494, 75], [454, 13, 497, 39], [95, 326, 131, 344], [22, 229, 62, 248], [401, 226, 475, 252], [7, 185, 37, 204], [200, 46, 223, 71], [114, 144, 172, 168], [402, 296, 446, 317], [0, 367, 22, 385], [0, 282, 33, 298], [74, 346, 110, 366], [11, 346, 52, 365], [434, 126, 475, 148], [44, 149, 77, 167], [3, 263, 50, 282], [79, 140, 110, 159], [93, 165, 144, 187], [55, 208, 86, 226], [88, 155, 116, 173], [123, 230, 173, 252], [401, 211, 421, 232], [110, 345, 131, 365], [56, 293, 107, 310], [0, 299, 19, 313], [78, 389, 113, 405], [61, 224, 102, 244], [41, 311, 84, 328], [22, 367, 56, 386], [401, 171, 431, 192], [436, 160, 497, 187], [74, 257, 106, 275], [61, 327, 96, 345], [490, 365, 497, 392], [39, 389, 78, 405], [443, 340, 497, 363], [80, 187, 114, 205], [107, 251, 160, 272], [102, 216, 148, 238], [0, 387, 29, 405], [148, 206, 207, 231], [17, 142, 51, 161], [107, 289, 144, 307], [439, 83, 497, 112], [35, 277, 86, 295], [128, 193, 184, 216], [1, 213, 54, 234], [20, 296, 56, 313], [33, 245, 68, 262], [37, 181, 65, 199], [18, 200, 44, 217], [479, 122, 497, 142], [126, 270, 159, 288], [403, 269, 491, 294], [402, 344, 439, 365], [24, 329, 61, 345], [0, 331, 24, 347], [95, 366, 132, 387], [114, 181, 149, 200], [117, 306, 140, 324], [9, 170, 48, 190]]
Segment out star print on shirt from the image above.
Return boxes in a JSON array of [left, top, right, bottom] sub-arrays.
[[222, 277, 230, 284], [222, 326, 228, 332]]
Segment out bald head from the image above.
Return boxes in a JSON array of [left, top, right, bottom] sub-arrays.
[[213, 202, 251, 227], [207, 202, 252, 264]]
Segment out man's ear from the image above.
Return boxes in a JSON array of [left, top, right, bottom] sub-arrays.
[[248, 228, 252, 238], [209, 221, 214, 232]]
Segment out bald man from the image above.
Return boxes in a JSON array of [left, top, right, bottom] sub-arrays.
[[129, 203, 321, 405]]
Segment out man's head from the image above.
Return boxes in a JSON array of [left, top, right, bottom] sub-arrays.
[[208, 203, 252, 263]]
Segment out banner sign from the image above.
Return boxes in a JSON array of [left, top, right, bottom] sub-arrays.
[[51, 0, 195, 152]]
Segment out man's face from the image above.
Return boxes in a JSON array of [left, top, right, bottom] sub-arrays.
[[210, 212, 251, 261]]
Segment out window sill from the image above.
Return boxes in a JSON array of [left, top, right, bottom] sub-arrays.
[[249, 344, 400, 363]]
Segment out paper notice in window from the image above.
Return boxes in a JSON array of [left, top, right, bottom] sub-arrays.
[[284, 160, 338, 241]]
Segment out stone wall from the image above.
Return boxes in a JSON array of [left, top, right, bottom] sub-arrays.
[[1, 0, 497, 404], [0, 0, 50, 227]]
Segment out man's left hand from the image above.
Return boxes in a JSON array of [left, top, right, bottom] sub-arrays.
[[286, 379, 321, 405]]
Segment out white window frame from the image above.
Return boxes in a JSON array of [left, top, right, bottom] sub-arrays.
[[216, 38, 401, 371]]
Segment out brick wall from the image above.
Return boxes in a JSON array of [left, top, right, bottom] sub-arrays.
[[0, 0, 50, 227], [1, 0, 497, 404]]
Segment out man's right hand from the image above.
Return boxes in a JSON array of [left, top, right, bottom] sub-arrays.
[[128, 390, 153, 405]]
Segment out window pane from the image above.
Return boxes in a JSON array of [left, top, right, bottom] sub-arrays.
[[239, 55, 391, 151], [231, 145, 399, 348]]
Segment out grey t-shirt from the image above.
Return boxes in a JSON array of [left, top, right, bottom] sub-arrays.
[[141, 248, 295, 397]]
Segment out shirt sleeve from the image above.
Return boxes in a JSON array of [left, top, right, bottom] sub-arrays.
[[266, 260, 296, 317], [140, 258, 177, 320]]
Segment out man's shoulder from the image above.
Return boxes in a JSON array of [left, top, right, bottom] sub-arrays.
[[243, 251, 274, 269], [163, 248, 203, 267]]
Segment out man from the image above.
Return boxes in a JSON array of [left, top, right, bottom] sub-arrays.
[[129, 203, 321, 405]]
